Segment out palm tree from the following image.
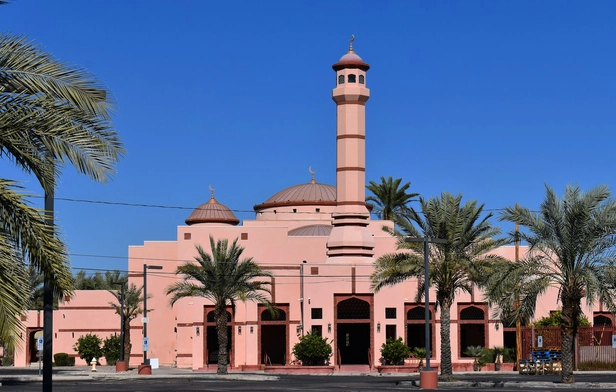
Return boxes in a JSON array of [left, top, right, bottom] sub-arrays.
[[166, 236, 274, 375], [366, 176, 419, 222], [486, 184, 616, 384], [108, 283, 145, 366], [371, 192, 507, 379], [0, 32, 124, 342]]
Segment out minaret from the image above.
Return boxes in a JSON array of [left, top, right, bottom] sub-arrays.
[[326, 36, 375, 263]]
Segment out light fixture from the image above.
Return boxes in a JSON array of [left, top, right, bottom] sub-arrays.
[[196, 327, 200, 336], [377, 322, 381, 333], [495, 322, 500, 331], [250, 326, 254, 334], [296, 325, 302, 334], [238, 326, 242, 335], [328, 323, 331, 333]]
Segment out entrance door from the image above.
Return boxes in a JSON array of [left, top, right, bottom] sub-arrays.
[[206, 325, 232, 364], [337, 323, 370, 364], [261, 325, 286, 365]]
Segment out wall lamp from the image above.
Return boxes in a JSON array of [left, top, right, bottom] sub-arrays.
[[238, 326, 242, 335], [377, 322, 381, 333], [495, 322, 500, 331], [327, 323, 331, 334], [196, 327, 200, 336]]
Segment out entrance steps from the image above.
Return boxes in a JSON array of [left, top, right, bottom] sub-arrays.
[[336, 364, 371, 373]]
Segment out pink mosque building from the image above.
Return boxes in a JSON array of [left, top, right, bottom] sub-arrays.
[[14, 41, 615, 371]]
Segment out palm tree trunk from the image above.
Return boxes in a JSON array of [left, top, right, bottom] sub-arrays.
[[440, 303, 453, 379], [124, 319, 132, 366], [560, 295, 578, 383], [215, 306, 229, 375]]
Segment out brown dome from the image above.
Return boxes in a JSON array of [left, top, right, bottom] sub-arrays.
[[186, 194, 239, 226], [288, 225, 332, 237], [254, 176, 336, 211], [332, 38, 370, 71]]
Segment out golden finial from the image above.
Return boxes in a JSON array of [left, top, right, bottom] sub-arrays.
[[309, 166, 316, 183], [208, 184, 215, 199], [348, 35, 355, 53]]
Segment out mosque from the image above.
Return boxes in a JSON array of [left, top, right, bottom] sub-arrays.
[[15, 40, 611, 372]]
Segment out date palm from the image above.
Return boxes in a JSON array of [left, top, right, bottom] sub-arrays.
[[366, 176, 418, 222], [371, 192, 507, 380], [0, 32, 124, 342], [109, 283, 145, 366], [166, 236, 274, 374], [487, 184, 616, 384]]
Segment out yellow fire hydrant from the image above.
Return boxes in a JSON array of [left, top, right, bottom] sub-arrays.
[[90, 358, 97, 372]]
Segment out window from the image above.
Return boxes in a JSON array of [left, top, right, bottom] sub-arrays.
[[348, 74, 356, 83], [184, 233, 191, 240], [293, 209, 297, 213], [338, 74, 345, 84], [359, 75, 365, 84], [385, 308, 397, 319], [386, 325, 396, 340], [315, 208, 320, 213], [241, 233, 248, 240], [311, 308, 323, 319], [311, 325, 322, 336], [311, 267, 319, 275]]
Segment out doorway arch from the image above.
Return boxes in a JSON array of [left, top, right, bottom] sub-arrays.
[[204, 308, 233, 368], [334, 295, 373, 365], [259, 304, 288, 365], [459, 304, 487, 357]]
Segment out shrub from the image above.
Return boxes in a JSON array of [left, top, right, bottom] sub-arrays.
[[533, 310, 591, 326], [102, 334, 121, 365], [292, 331, 332, 366], [503, 347, 515, 363], [411, 347, 427, 368], [380, 337, 410, 365], [53, 352, 75, 366], [73, 333, 103, 365], [1, 356, 13, 366]]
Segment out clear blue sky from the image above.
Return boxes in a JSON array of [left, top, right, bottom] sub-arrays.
[[2, 1, 615, 274]]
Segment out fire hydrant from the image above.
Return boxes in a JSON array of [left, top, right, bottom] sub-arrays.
[[90, 358, 97, 372]]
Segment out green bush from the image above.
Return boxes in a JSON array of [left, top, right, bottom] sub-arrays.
[[533, 310, 591, 326], [292, 331, 332, 366], [411, 347, 427, 368], [380, 337, 410, 365], [1, 356, 13, 366], [102, 334, 121, 365], [73, 333, 103, 365], [53, 352, 75, 366], [503, 347, 515, 363]]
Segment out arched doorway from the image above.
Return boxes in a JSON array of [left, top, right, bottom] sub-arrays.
[[406, 305, 435, 358], [27, 329, 43, 364], [593, 313, 613, 345], [459, 305, 487, 357], [335, 296, 372, 365], [259, 305, 288, 365], [204, 308, 233, 367]]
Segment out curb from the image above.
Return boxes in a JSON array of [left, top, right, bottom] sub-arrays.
[[398, 380, 616, 389]]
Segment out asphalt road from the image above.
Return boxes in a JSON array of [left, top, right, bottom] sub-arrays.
[[3, 374, 616, 392]]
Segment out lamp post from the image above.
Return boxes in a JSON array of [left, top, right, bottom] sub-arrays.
[[405, 236, 447, 389], [111, 281, 126, 368], [143, 264, 162, 366]]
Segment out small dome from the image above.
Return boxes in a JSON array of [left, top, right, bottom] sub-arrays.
[[186, 190, 239, 226], [254, 173, 336, 211], [288, 225, 332, 237], [332, 37, 370, 71]]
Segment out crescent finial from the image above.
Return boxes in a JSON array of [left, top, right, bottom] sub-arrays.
[[309, 166, 316, 183], [209, 184, 215, 199], [349, 34, 355, 53]]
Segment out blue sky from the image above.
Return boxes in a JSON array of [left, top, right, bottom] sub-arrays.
[[2, 1, 615, 274]]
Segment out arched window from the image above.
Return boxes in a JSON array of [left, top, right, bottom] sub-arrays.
[[261, 308, 287, 321], [359, 75, 365, 84], [206, 310, 231, 323], [407, 307, 432, 320], [338, 74, 345, 84], [337, 297, 370, 319], [460, 306, 485, 320], [348, 74, 356, 83]]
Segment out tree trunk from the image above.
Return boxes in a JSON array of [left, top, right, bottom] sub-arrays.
[[560, 294, 579, 384], [440, 303, 453, 379], [215, 306, 229, 375], [124, 318, 132, 366]]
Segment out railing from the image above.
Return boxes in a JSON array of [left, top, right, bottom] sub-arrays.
[[263, 352, 272, 366], [336, 348, 341, 370], [368, 347, 372, 370]]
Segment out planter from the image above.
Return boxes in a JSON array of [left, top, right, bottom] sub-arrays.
[[377, 365, 420, 373], [137, 364, 152, 375], [495, 362, 501, 371], [499, 362, 515, 371], [115, 361, 128, 372], [263, 365, 335, 374]]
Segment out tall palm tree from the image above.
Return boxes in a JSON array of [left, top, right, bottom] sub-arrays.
[[366, 176, 419, 222], [486, 184, 616, 384], [371, 192, 507, 379], [108, 283, 145, 366], [0, 32, 124, 342], [166, 236, 274, 375]]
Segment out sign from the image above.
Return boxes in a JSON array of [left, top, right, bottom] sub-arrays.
[[142, 317, 149, 323], [537, 336, 543, 348], [612, 335, 616, 349], [142, 337, 149, 352], [36, 337, 44, 351]]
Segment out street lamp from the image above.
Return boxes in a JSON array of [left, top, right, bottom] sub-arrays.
[[143, 264, 162, 366], [111, 281, 126, 368], [405, 236, 447, 389]]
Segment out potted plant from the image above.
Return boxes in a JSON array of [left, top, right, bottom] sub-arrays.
[[411, 347, 427, 370], [493, 346, 504, 371], [380, 337, 411, 366], [292, 331, 332, 366], [464, 345, 485, 371]]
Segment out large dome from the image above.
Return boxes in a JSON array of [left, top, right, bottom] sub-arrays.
[[186, 191, 239, 226], [253, 175, 336, 212]]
